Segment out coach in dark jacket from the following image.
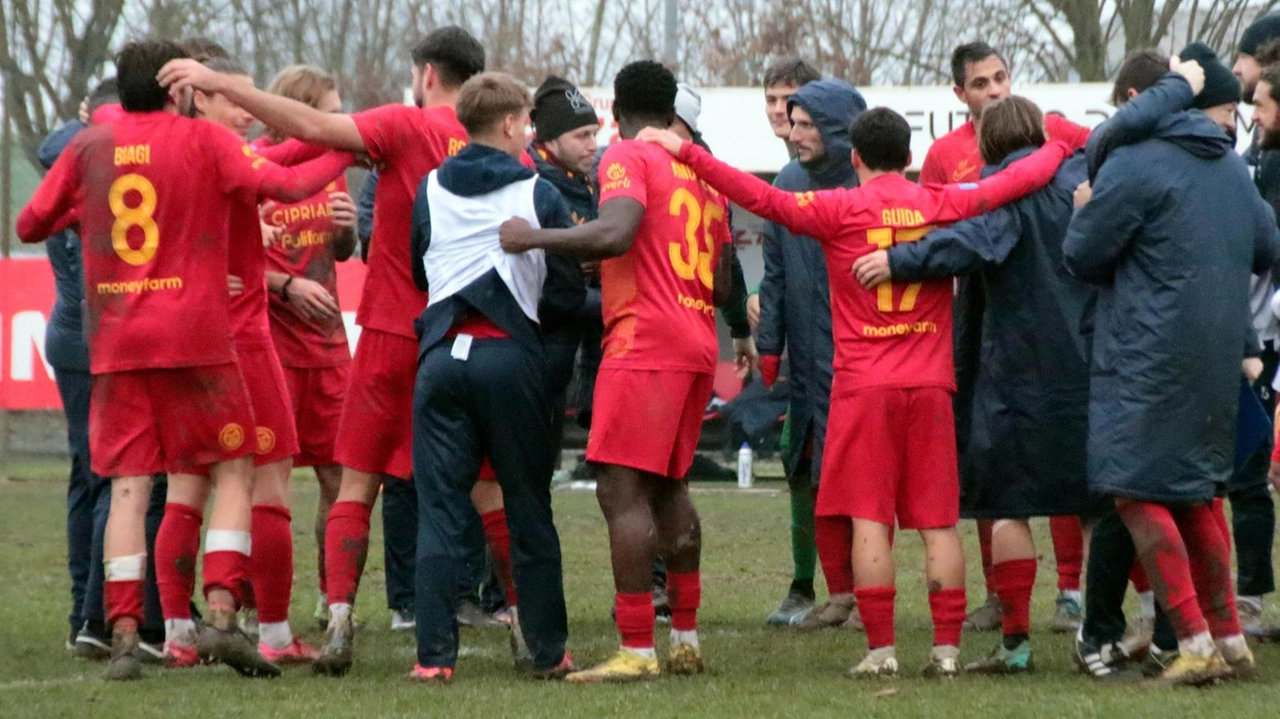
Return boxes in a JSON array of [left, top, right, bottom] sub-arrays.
[[755, 78, 864, 626], [887, 147, 1100, 519], [1065, 105, 1280, 503], [528, 77, 598, 446]]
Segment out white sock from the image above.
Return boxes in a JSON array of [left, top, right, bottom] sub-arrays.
[[165, 618, 197, 646], [670, 629, 699, 649], [931, 644, 960, 660], [1138, 591, 1156, 619], [866, 645, 896, 661], [1059, 589, 1082, 604], [330, 602, 352, 625], [1177, 631, 1216, 659], [1239, 595, 1263, 613], [259, 621, 293, 650], [621, 645, 656, 659], [1216, 634, 1249, 662]]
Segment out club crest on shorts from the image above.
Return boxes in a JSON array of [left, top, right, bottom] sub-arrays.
[[256, 427, 277, 454], [219, 423, 245, 451]]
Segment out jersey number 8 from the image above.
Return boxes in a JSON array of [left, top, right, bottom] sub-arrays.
[[109, 173, 160, 266], [668, 187, 725, 290]]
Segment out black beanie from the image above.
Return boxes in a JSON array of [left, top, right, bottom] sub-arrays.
[[1240, 13, 1280, 56], [532, 76, 599, 142], [1180, 42, 1241, 109]]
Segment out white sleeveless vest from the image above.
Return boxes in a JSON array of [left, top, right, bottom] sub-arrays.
[[423, 172, 546, 322]]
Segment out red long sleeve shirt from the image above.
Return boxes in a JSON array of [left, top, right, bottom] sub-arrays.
[[675, 139, 1071, 395], [16, 111, 351, 373]]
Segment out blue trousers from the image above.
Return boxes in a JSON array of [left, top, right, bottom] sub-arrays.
[[412, 338, 567, 669]]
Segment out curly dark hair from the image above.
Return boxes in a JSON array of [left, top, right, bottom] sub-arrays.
[[612, 60, 677, 122]]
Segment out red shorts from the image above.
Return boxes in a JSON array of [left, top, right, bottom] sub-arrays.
[[333, 328, 415, 480], [817, 387, 959, 530], [587, 367, 713, 479], [239, 344, 300, 466], [89, 364, 255, 477], [283, 363, 349, 467]]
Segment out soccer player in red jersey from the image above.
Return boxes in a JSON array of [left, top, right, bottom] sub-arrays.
[[257, 64, 359, 652], [158, 55, 350, 669], [16, 40, 351, 681], [499, 60, 747, 683], [920, 41, 1091, 634], [159, 26, 485, 676], [636, 108, 1071, 677]]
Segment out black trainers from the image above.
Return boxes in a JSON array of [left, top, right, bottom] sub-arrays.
[[1141, 646, 1179, 678], [1075, 633, 1141, 682], [196, 609, 281, 679], [74, 625, 113, 661]]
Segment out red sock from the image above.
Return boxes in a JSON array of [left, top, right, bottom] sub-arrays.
[[105, 579, 145, 627], [203, 537, 252, 609], [1130, 561, 1151, 593], [324, 501, 372, 606], [994, 558, 1036, 637], [667, 571, 701, 632], [929, 587, 967, 647], [815, 515, 854, 595], [1116, 500, 1208, 639], [1049, 516, 1083, 592], [978, 520, 996, 596], [317, 516, 327, 595], [1177, 502, 1241, 638], [480, 509, 516, 606], [615, 592, 656, 649], [855, 586, 897, 649], [250, 505, 294, 624], [155, 503, 202, 620]]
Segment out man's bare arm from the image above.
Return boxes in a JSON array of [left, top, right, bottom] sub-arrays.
[[158, 59, 366, 152], [500, 198, 644, 260]]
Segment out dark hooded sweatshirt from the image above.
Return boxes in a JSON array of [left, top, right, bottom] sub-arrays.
[[755, 78, 865, 483], [409, 144, 575, 355], [888, 148, 1103, 518], [37, 120, 90, 373], [1065, 110, 1280, 502]]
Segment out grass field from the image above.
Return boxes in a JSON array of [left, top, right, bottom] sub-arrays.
[[3, 457, 1280, 718]]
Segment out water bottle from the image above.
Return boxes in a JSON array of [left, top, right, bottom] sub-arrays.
[[737, 442, 754, 489]]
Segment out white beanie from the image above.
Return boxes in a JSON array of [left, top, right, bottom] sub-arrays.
[[674, 83, 702, 135]]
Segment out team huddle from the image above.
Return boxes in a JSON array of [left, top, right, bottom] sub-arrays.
[[16, 14, 1280, 688]]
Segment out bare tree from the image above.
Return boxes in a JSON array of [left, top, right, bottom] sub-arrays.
[[1, 0, 124, 168]]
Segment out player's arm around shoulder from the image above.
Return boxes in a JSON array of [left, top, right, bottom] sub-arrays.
[[500, 143, 644, 260]]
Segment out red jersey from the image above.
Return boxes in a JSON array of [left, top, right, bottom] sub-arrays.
[[259, 136, 351, 367], [351, 104, 468, 338], [919, 114, 1089, 184], [674, 139, 1071, 394], [596, 140, 731, 374], [16, 112, 349, 374], [222, 137, 348, 351]]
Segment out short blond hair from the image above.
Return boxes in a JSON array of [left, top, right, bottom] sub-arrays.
[[266, 65, 337, 142], [456, 72, 532, 136]]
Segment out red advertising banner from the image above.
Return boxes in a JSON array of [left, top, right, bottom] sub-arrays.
[[0, 257, 368, 410]]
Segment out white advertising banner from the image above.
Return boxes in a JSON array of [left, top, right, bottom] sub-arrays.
[[577, 84, 1255, 173]]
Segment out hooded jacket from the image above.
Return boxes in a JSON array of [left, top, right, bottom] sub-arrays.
[[528, 141, 600, 338], [1064, 111, 1280, 502], [888, 149, 1101, 518], [37, 120, 90, 373], [755, 78, 864, 482], [410, 143, 575, 356]]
